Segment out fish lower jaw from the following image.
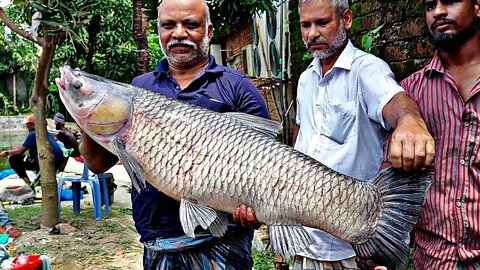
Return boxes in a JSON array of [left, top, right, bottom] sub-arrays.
[[85, 121, 128, 136]]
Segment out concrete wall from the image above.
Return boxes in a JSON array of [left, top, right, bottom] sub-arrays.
[[0, 116, 80, 148]]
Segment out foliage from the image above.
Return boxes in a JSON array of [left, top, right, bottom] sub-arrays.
[[361, 24, 384, 56], [252, 249, 276, 270], [0, 92, 20, 115], [142, 0, 276, 39], [208, 0, 276, 38], [147, 29, 164, 70], [50, 0, 136, 83]]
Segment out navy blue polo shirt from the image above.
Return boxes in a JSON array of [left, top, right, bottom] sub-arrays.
[[131, 55, 269, 242]]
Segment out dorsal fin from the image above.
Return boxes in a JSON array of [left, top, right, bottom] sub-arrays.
[[226, 112, 283, 140]]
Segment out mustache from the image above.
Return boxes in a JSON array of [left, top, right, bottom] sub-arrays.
[[305, 37, 328, 47], [167, 39, 197, 50], [431, 19, 456, 31]]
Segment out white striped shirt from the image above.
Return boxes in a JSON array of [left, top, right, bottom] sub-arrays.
[[401, 52, 480, 270]]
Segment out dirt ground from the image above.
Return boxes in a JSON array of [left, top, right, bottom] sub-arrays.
[[8, 206, 143, 270]]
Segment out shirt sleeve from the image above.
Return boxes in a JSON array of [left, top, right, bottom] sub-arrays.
[[22, 132, 36, 149], [234, 77, 271, 119], [358, 56, 404, 129]]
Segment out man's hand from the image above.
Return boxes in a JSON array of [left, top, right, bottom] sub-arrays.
[[233, 205, 262, 229], [355, 258, 388, 270], [382, 92, 435, 171], [389, 115, 435, 171], [0, 151, 8, 158]]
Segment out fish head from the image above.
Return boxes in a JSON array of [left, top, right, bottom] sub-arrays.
[[56, 66, 134, 145]]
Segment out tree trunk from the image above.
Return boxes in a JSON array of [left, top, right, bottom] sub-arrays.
[[31, 30, 59, 229], [133, 0, 149, 74]]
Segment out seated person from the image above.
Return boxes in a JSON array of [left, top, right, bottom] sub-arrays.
[[54, 112, 80, 157], [0, 114, 65, 184]]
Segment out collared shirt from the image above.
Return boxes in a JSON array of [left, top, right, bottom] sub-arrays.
[[295, 41, 403, 261], [130, 55, 269, 242], [401, 52, 480, 270]]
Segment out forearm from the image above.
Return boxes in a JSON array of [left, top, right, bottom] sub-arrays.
[[383, 92, 425, 129], [292, 124, 300, 147], [80, 133, 118, 173]]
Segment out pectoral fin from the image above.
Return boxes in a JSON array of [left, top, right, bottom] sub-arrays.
[[269, 225, 312, 259], [112, 139, 147, 192], [180, 199, 228, 238]]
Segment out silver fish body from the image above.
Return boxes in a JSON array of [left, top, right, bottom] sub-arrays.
[[57, 66, 431, 270]]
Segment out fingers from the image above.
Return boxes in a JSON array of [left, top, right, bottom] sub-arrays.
[[233, 205, 261, 229], [389, 131, 435, 171], [355, 257, 388, 270]]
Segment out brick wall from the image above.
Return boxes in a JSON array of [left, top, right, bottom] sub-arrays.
[[350, 0, 433, 81], [225, 20, 254, 72]]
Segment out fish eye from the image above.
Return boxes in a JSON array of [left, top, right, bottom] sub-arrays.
[[73, 81, 83, 90]]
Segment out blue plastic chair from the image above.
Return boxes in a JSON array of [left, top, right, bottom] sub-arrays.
[[57, 160, 110, 220]]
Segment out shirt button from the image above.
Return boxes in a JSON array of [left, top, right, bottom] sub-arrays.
[[464, 122, 470, 127], [456, 201, 462, 208], [460, 159, 466, 165]]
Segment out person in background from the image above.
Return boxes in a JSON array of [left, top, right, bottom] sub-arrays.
[[0, 204, 20, 238], [400, 0, 480, 269], [0, 114, 64, 184], [80, 0, 267, 269], [54, 112, 80, 157]]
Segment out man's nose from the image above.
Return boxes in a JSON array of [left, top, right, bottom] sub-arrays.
[[172, 23, 188, 39], [307, 25, 320, 41], [433, 2, 448, 19]]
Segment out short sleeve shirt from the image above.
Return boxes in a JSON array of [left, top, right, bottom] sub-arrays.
[[130, 55, 269, 242]]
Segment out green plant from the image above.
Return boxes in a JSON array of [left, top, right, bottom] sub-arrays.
[[361, 24, 384, 56], [252, 249, 276, 270]]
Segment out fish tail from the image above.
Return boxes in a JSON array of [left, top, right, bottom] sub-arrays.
[[352, 167, 432, 270]]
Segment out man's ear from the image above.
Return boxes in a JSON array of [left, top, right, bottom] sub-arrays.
[[343, 9, 353, 30], [208, 24, 214, 41]]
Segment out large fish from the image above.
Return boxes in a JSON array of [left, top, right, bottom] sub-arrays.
[[56, 66, 431, 270]]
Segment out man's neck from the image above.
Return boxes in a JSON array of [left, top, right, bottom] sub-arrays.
[[320, 41, 348, 75], [439, 34, 480, 69], [168, 57, 210, 89]]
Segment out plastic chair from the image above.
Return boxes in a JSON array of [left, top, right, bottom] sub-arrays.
[[57, 160, 110, 220]]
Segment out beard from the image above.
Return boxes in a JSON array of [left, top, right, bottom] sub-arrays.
[[304, 20, 347, 60], [430, 19, 479, 52], [160, 33, 210, 65]]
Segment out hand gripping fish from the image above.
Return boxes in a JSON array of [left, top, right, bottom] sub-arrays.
[[56, 66, 431, 270]]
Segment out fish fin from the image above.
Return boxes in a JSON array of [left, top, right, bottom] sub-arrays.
[[268, 224, 312, 260], [112, 139, 147, 192], [226, 112, 282, 139], [352, 167, 432, 270], [179, 199, 228, 238]]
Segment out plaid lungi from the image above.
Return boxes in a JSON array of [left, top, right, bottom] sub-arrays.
[[143, 231, 253, 270]]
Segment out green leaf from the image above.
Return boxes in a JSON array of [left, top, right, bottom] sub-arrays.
[[31, 2, 48, 12], [39, 19, 62, 27], [361, 35, 372, 52]]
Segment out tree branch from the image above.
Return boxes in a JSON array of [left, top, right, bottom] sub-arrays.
[[0, 8, 44, 46]]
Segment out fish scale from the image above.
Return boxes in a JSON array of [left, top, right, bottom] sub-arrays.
[[57, 66, 432, 270]]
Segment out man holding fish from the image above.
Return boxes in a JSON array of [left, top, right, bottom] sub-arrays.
[[238, 0, 436, 269], [79, 0, 268, 269]]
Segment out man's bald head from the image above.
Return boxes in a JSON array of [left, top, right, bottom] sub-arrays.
[[158, 0, 211, 25]]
